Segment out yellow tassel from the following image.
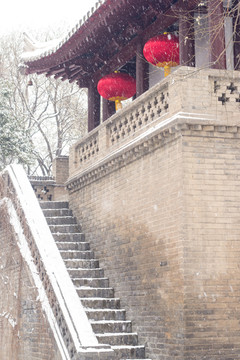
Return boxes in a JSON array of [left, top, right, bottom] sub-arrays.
[[164, 65, 171, 77], [115, 99, 122, 111]]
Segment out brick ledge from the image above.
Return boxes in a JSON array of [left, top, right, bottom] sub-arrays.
[[66, 114, 240, 193]]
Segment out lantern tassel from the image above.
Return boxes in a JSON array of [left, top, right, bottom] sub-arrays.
[[115, 99, 122, 111], [164, 65, 171, 77]]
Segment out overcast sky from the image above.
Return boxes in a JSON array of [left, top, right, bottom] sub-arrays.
[[0, 0, 98, 35]]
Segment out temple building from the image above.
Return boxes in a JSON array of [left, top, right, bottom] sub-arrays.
[[1, 0, 240, 359], [21, 0, 240, 130]]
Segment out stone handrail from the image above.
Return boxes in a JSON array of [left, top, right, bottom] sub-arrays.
[[0, 165, 102, 360]]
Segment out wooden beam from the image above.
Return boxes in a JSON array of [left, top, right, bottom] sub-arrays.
[[24, 0, 201, 82], [92, 0, 201, 83], [88, 81, 100, 132], [76, 78, 89, 88], [102, 98, 115, 122], [179, 8, 195, 67], [208, 0, 226, 69], [136, 41, 149, 97], [69, 69, 88, 83], [92, 37, 139, 83], [141, 0, 200, 43]]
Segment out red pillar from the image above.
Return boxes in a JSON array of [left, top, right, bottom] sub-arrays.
[[88, 81, 100, 132], [208, 0, 226, 69], [232, 0, 240, 69], [179, 10, 195, 67], [136, 41, 149, 98], [102, 98, 115, 122]]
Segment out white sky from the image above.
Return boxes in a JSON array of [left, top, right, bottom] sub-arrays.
[[0, 0, 98, 35]]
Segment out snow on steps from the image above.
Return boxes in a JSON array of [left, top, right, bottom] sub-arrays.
[[40, 200, 151, 360]]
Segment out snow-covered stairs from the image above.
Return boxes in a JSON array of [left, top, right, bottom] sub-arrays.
[[40, 201, 151, 360]]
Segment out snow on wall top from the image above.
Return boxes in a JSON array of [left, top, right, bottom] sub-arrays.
[[21, 0, 106, 63]]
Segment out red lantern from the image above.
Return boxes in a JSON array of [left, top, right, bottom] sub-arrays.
[[143, 33, 179, 77], [97, 72, 136, 110]]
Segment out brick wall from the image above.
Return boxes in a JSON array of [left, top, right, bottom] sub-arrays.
[[67, 68, 240, 359], [68, 124, 240, 360], [182, 126, 240, 359], [52, 156, 69, 201], [0, 204, 62, 360], [69, 134, 185, 359]]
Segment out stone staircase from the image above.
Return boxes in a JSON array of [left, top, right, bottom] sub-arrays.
[[40, 201, 151, 360]]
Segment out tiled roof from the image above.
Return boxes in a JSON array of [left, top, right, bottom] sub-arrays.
[[21, 0, 106, 63]]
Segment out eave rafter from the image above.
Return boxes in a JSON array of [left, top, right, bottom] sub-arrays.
[[92, 0, 201, 83], [23, 0, 201, 86]]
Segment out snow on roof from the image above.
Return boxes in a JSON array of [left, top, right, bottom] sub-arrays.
[[21, 0, 106, 63]]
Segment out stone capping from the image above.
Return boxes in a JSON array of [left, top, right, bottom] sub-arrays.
[[0, 165, 110, 360], [69, 112, 237, 192]]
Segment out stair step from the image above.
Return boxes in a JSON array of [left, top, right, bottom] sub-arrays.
[[46, 216, 77, 225], [68, 268, 104, 278], [112, 345, 145, 359], [91, 320, 132, 333], [40, 200, 149, 360], [60, 250, 94, 260], [56, 241, 90, 251], [76, 287, 114, 298], [49, 224, 81, 233], [40, 201, 69, 209], [81, 297, 121, 309], [64, 259, 99, 269], [86, 309, 126, 321], [97, 333, 138, 346], [52, 233, 85, 242], [42, 208, 73, 217], [72, 277, 109, 288]]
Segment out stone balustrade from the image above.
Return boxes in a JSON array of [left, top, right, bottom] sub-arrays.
[[69, 67, 240, 182]]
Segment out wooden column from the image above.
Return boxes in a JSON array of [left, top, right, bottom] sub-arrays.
[[208, 0, 226, 69], [102, 98, 115, 122], [88, 81, 100, 132], [179, 10, 195, 67], [136, 41, 149, 98], [232, 0, 240, 69]]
